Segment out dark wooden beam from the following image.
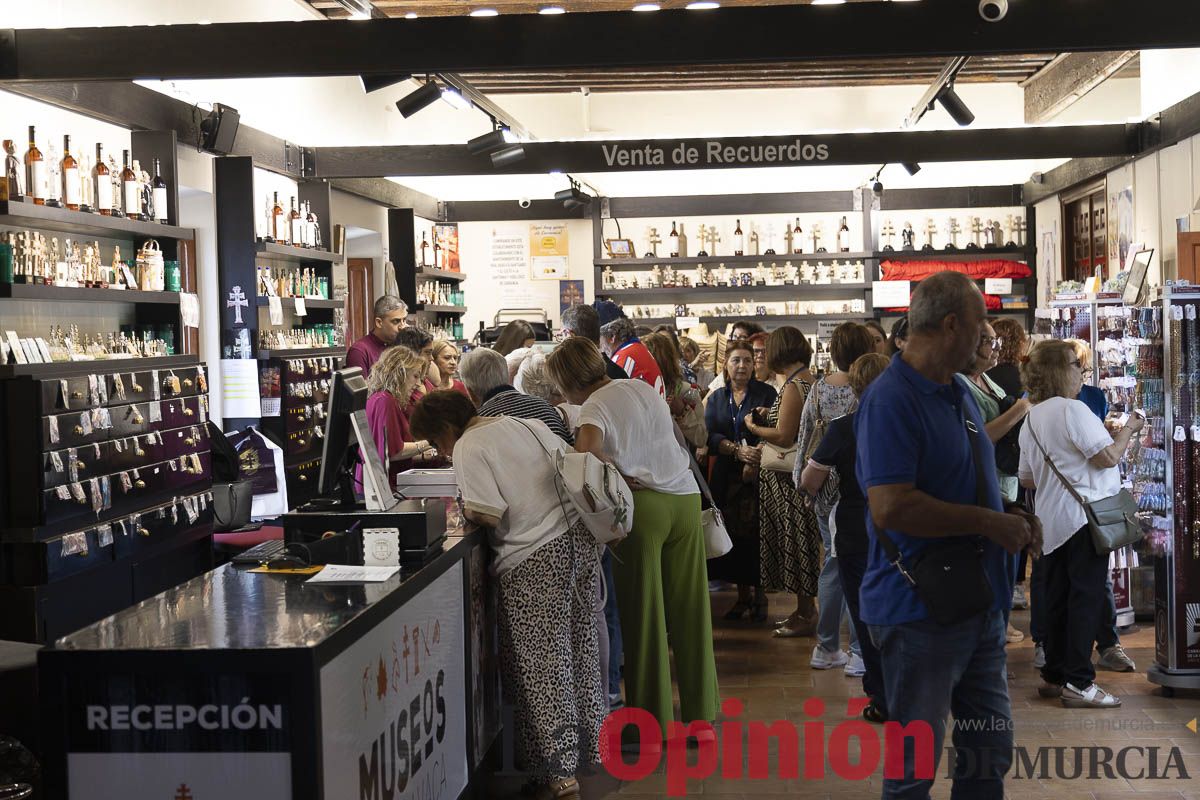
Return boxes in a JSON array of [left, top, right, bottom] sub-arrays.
[[608, 191, 852, 218], [4, 1, 1200, 81], [329, 178, 439, 220], [442, 199, 587, 222], [879, 186, 1024, 211], [1023, 51, 1137, 124], [311, 124, 1140, 178], [1023, 156, 1131, 205]]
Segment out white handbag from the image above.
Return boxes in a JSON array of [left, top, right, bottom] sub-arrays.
[[681, 440, 731, 559], [760, 442, 797, 473]]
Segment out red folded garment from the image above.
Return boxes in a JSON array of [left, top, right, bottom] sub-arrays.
[[883, 294, 1004, 312], [880, 259, 1032, 281]]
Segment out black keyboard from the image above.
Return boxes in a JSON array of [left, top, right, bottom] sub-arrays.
[[231, 539, 288, 565]]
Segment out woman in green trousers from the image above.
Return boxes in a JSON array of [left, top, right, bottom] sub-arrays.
[[547, 336, 719, 741]]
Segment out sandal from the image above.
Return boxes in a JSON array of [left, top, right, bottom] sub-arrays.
[[724, 601, 751, 621], [533, 778, 580, 800], [862, 702, 887, 724]]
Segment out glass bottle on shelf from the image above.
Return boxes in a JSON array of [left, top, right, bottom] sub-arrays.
[[61, 135, 81, 211], [432, 226, 441, 268], [734, 219, 745, 256], [309, 204, 323, 249], [837, 215, 850, 253], [152, 158, 169, 224], [135, 159, 152, 221], [289, 196, 302, 246], [420, 231, 430, 268], [669, 221, 679, 258], [120, 150, 140, 220], [25, 125, 45, 205], [792, 217, 804, 254], [3, 140, 21, 199], [93, 144, 112, 215], [271, 192, 285, 244], [45, 141, 61, 207], [298, 201, 310, 247], [78, 151, 93, 212], [108, 155, 122, 217]]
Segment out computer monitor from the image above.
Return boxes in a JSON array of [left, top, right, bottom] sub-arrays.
[[317, 366, 369, 507]]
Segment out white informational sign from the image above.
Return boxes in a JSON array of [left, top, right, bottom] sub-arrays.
[[530, 222, 570, 280], [69, 753, 290, 800], [676, 316, 700, 330], [268, 296, 284, 326], [491, 232, 535, 307], [180, 292, 201, 329], [321, 561, 467, 800], [984, 278, 1013, 295], [872, 280, 911, 308], [816, 320, 841, 339], [307, 564, 399, 583], [220, 359, 261, 419], [294, 297, 307, 317]]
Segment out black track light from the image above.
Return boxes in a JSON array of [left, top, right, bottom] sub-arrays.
[[490, 144, 526, 168], [469, 125, 519, 156], [902, 162, 922, 176], [361, 73, 412, 93], [395, 81, 441, 118], [873, 180, 884, 194], [937, 85, 975, 126], [555, 186, 591, 210]]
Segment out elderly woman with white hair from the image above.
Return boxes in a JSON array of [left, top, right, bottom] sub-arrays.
[[515, 349, 581, 434], [458, 347, 573, 444]]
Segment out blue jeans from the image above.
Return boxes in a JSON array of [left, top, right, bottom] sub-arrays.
[[838, 551, 886, 714], [817, 506, 859, 656], [870, 609, 1013, 800], [603, 550, 623, 696]]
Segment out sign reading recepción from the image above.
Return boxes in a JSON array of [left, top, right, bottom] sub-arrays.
[[320, 560, 467, 800]]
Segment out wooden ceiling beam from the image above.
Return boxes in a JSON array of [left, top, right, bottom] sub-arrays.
[[1022, 50, 1139, 124]]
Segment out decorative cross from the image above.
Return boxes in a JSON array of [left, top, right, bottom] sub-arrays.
[[812, 223, 823, 252], [924, 218, 938, 248], [1014, 216, 1027, 247], [704, 225, 721, 255], [945, 217, 962, 249], [227, 285, 249, 325], [749, 225, 760, 256], [764, 222, 777, 254], [647, 227, 662, 256], [881, 220, 896, 250], [970, 217, 984, 248], [694, 224, 708, 255]]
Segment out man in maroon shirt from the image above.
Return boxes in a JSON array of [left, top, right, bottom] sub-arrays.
[[345, 295, 408, 378]]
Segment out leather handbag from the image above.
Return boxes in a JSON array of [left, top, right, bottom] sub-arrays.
[[761, 442, 796, 473], [876, 415, 996, 626], [212, 479, 253, 532], [683, 442, 732, 559], [1028, 424, 1142, 556]]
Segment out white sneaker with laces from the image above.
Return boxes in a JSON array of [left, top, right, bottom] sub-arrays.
[[811, 645, 849, 670], [1061, 682, 1121, 708], [844, 653, 866, 677], [1033, 643, 1046, 669], [1096, 644, 1136, 673]]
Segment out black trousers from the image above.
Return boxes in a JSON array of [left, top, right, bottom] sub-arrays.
[[838, 551, 887, 714], [1040, 524, 1109, 688]]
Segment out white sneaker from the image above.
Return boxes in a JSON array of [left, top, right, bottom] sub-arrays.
[[844, 653, 866, 677], [1033, 643, 1046, 669], [1096, 644, 1136, 673], [811, 645, 849, 670]]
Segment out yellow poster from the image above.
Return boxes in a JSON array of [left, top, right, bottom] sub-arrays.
[[530, 223, 569, 280]]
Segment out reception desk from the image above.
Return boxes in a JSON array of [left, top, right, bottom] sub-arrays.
[[37, 526, 502, 800]]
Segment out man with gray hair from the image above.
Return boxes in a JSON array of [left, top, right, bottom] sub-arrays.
[[561, 302, 629, 381], [854, 271, 1041, 799], [345, 295, 408, 379], [458, 348, 572, 444]]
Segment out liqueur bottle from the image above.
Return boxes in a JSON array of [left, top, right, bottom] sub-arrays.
[[669, 221, 679, 258], [837, 215, 850, 253], [289, 196, 302, 246], [60, 135, 81, 211], [734, 219, 745, 256], [3, 140, 21, 199], [792, 217, 803, 254], [152, 158, 169, 224], [420, 231, 430, 268], [271, 192, 285, 243], [25, 126, 46, 205], [121, 150, 140, 220]]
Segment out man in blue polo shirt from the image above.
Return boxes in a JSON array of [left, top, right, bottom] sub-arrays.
[[855, 271, 1041, 800]]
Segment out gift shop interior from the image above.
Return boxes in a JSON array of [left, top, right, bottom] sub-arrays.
[[4, 1, 1200, 798]]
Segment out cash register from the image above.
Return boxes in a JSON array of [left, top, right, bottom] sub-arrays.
[[278, 366, 446, 565]]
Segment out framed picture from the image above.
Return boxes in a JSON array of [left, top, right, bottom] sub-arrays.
[[1122, 248, 1153, 306], [605, 238, 636, 259]]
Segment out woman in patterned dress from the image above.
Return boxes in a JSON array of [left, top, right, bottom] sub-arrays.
[[743, 327, 820, 636]]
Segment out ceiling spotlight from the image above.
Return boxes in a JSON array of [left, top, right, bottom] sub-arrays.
[[539, 5, 566, 13], [405, 12, 417, 18], [360, 73, 413, 93], [555, 185, 591, 210], [685, 1, 720, 8], [440, 87, 473, 110], [902, 162, 922, 175], [469, 8, 499, 16], [937, 84, 975, 126], [468, 126, 518, 155], [632, 2, 661, 9], [873, 180, 884, 194], [491, 145, 526, 169], [395, 80, 441, 118]]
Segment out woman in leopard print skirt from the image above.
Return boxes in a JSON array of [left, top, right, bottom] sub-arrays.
[[412, 390, 605, 800]]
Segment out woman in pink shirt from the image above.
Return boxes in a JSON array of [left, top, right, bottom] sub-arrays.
[[357, 345, 441, 491]]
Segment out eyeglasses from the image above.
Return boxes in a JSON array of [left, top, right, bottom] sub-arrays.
[[979, 336, 1003, 351]]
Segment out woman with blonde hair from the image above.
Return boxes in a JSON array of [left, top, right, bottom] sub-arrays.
[[360, 345, 440, 490], [546, 336, 717, 742], [1018, 339, 1143, 708], [428, 339, 469, 397]]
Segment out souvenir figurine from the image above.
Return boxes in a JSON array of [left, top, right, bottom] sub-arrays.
[[646, 226, 661, 258], [945, 217, 962, 250], [695, 224, 709, 258], [984, 219, 998, 248], [901, 222, 915, 251], [922, 219, 937, 251], [967, 217, 983, 249], [880, 220, 896, 252], [704, 225, 721, 257]]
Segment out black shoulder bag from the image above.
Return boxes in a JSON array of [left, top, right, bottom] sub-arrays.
[[874, 412, 996, 626]]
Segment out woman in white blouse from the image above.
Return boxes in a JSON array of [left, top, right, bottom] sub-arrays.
[[1018, 340, 1143, 710]]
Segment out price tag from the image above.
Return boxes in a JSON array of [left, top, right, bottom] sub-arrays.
[[984, 278, 1013, 295], [675, 316, 700, 330], [268, 296, 284, 326], [872, 280, 911, 308], [294, 297, 307, 317]]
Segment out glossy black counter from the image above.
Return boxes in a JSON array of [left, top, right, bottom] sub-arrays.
[[37, 524, 501, 800]]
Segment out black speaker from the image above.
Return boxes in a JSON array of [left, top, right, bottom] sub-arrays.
[[200, 104, 241, 154]]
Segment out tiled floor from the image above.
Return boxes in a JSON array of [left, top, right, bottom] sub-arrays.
[[490, 591, 1200, 799]]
